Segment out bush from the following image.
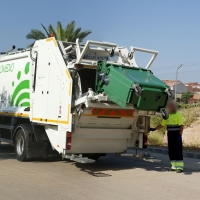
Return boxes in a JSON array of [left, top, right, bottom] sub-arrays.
[[180, 108, 197, 127], [150, 116, 166, 135], [180, 103, 200, 109], [148, 132, 164, 146], [149, 115, 166, 146], [181, 92, 194, 103]]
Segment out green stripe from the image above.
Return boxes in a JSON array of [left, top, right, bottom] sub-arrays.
[[176, 162, 184, 167], [14, 92, 30, 106], [11, 80, 30, 105], [175, 161, 184, 170], [20, 102, 30, 107], [171, 161, 176, 168]]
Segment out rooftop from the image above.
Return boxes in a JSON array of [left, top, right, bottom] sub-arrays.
[[162, 80, 182, 87]]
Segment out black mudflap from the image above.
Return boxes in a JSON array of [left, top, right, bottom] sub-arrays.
[[26, 142, 49, 159]]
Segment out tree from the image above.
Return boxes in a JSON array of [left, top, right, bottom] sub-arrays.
[[26, 21, 92, 46], [181, 92, 194, 104]]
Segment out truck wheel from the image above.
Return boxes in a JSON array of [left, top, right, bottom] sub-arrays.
[[15, 129, 27, 162]]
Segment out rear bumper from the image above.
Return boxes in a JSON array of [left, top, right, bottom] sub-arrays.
[[64, 128, 134, 154]]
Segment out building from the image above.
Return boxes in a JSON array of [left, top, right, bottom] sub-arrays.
[[163, 80, 200, 103], [185, 82, 200, 94], [188, 93, 200, 104], [163, 80, 188, 94]]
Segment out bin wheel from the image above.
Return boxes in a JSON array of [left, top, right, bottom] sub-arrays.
[[161, 109, 169, 120], [98, 71, 105, 81], [14, 129, 27, 162], [134, 84, 142, 97], [166, 89, 175, 99]]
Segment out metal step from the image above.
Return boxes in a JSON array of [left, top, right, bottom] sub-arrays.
[[0, 138, 13, 144], [62, 154, 95, 164], [118, 152, 161, 163]]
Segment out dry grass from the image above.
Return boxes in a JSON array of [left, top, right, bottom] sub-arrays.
[[181, 116, 200, 149], [150, 115, 166, 135], [148, 132, 164, 146], [180, 107, 199, 127]]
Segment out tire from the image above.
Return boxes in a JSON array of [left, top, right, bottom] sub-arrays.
[[14, 129, 27, 162]]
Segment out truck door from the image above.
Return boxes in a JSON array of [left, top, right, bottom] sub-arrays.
[[32, 45, 50, 122]]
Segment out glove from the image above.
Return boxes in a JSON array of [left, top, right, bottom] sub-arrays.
[[150, 128, 156, 132]]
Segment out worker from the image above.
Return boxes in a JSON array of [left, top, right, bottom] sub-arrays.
[[150, 100, 184, 173]]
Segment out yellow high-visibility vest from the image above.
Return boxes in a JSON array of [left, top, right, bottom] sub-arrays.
[[161, 111, 183, 131]]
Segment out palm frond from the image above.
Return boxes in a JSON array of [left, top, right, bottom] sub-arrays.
[[64, 20, 76, 42], [77, 30, 92, 42], [40, 23, 49, 36], [26, 29, 47, 40], [26, 20, 92, 45], [71, 27, 81, 42], [56, 21, 64, 40]]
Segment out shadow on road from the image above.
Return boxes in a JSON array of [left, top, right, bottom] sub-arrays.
[[0, 143, 15, 160], [1, 143, 200, 176], [73, 154, 169, 177], [74, 154, 200, 176], [0, 143, 61, 162]]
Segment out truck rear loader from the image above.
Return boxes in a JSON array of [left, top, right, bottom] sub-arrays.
[[0, 38, 171, 163]]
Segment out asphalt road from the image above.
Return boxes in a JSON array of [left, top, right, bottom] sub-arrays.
[[0, 143, 200, 200]]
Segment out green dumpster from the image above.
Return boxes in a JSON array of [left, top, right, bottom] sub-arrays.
[[95, 61, 170, 111]]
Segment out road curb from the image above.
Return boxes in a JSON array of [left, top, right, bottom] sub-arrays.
[[144, 147, 200, 159]]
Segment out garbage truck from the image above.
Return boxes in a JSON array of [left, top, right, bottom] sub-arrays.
[[0, 37, 172, 163]]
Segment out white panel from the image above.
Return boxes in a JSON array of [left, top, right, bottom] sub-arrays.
[[67, 138, 127, 154], [32, 86, 45, 120], [32, 40, 50, 120], [46, 46, 62, 122], [45, 125, 66, 153]]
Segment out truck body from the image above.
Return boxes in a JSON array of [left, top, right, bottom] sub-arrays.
[[0, 38, 170, 162]]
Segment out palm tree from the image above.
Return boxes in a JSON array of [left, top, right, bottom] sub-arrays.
[[26, 21, 92, 46]]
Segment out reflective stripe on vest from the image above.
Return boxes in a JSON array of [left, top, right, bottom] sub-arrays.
[[176, 161, 184, 170], [167, 124, 180, 131], [171, 161, 176, 169]]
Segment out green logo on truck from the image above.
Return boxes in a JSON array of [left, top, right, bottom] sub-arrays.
[[11, 62, 30, 107]]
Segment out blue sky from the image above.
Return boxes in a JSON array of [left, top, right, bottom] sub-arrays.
[[1, 0, 200, 83]]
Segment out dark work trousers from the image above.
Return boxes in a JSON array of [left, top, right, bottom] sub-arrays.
[[167, 130, 183, 161]]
